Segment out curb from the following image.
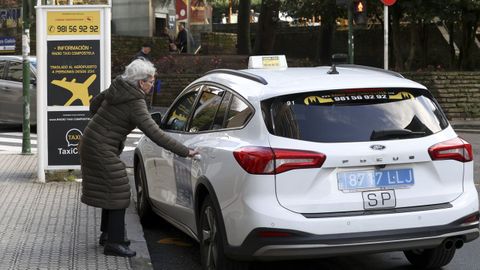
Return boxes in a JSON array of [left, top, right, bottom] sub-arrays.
[[454, 128, 480, 134], [127, 168, 154, 270]]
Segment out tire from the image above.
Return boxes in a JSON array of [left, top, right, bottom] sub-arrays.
[[404, 243, 456, 269], [199, 196, 250, 270], [134, 159, 155, 226]]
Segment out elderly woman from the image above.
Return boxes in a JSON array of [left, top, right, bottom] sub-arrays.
[[80, 59, 197, 257]]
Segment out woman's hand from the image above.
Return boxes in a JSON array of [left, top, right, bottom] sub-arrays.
[[188, 148, 199, 157]]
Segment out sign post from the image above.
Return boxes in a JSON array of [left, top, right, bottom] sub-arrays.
[[381, 0, 397, 70], [347, 0, 354, 64], [35, 1, 111, 182], [22, 0, 32, 154]]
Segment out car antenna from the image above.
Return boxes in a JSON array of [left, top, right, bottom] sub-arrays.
[[327, 64, 339, 74], [328, 53, 347, 75]]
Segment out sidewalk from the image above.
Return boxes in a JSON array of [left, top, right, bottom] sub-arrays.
[[0, 154, 153, 270]]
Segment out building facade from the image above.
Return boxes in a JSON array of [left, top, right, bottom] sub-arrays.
[[111, 0, 176, 37]]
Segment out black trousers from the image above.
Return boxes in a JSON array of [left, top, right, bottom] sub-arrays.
[[101, 209, 126, 244]]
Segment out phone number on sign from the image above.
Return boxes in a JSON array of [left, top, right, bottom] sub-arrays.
[[56, 25, 99, 33]]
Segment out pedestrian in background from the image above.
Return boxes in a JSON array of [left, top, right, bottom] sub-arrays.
[[160, 27, 177, 52], [132, 43, 153, 62], [79, 59, 198, 257], [175, 23, 188, 53]]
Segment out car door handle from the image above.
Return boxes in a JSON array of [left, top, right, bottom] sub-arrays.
[[193, 154, 202, 161]]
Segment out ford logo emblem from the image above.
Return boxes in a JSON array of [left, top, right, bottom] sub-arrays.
[[370, 145, 386, 150]]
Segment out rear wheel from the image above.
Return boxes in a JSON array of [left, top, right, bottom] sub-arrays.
[[199, 196, 250, 270], [404, 242, 456, 269], [134, 159, 155, 226]]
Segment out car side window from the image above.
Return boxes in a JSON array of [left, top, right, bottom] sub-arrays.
[[5, 61, 22, 82], [0, 61, 6, 79], [225, 96, 253, 128], [212, 92, 232, 130], [189, 86, 225, 133], [164, 87, 200, 131]]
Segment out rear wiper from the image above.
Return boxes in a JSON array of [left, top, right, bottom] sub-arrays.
[[370, 129, 426, 141]]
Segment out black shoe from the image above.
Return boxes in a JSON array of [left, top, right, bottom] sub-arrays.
[[99, 232, 131, 246], [99, 232, 108, 246], [104, 243, 136, 257]]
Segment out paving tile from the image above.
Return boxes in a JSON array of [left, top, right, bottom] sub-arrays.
[[0, 154, 133, 270]]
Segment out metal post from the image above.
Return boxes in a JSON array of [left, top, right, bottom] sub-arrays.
[[36, 0, 46, 182], [384, 5, 388, 70], [22, 0, 32, 154], [347, 0, 354, 64], [187, 0, 191, 53]]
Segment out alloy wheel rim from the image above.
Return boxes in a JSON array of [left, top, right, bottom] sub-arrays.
[[202, 206, 218, 270]]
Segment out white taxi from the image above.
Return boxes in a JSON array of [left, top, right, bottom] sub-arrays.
[[134, 55, 479, 270]]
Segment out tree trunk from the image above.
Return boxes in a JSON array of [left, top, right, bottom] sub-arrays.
[[418, 21, 428, 68], [237, 0, 251, 54], [404, 21, 418, 71], [254, 0, 279, 54], [458, 12, 479, 70], [317, 20, 335, 65], [315, 0, 337, 65], [391, 6, 405, 71], [447, 21, 456, 68]]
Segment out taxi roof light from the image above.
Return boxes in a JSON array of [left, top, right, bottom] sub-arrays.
[[248, 55, 288, 69]]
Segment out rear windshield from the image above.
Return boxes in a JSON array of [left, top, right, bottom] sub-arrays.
[[262, 88, 449, 143]]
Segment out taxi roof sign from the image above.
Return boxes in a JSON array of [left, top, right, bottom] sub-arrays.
[[248, 55, 288, 69]]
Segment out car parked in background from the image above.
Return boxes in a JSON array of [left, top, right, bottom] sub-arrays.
[[134, 56, 479, 270], [0, 55, 37, 125]]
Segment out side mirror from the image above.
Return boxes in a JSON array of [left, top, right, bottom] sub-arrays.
[[30, 77, 36, 85], [151, 112, 162, 127]]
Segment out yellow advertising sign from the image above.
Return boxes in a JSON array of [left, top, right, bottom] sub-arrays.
[[262, 56, 281, 68], [47, 11, 100, 36]]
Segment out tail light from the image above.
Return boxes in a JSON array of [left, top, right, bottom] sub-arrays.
[[428, 137, 473, 162], [233, 146, 326, 174]]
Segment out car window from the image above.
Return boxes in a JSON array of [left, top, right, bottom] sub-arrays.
[[262, 88, 449, 143], [6, 61, 23, 82], [225, 95, 253, 128], [0, 61, 6, 79], [189, 86, 225, 133], [164, 87, 200, 131], [212, 92, 232, 130]]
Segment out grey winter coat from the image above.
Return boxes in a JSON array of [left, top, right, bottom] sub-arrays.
[[80, 77, 190, 209]]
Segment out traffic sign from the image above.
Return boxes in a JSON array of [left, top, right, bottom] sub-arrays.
[[381, 0, 396, 6]]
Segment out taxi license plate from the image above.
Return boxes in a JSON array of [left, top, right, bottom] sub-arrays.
[[337, 168, 414, 191]]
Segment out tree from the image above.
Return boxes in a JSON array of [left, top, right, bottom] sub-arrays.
[[387, 0, 480, 71], [254, 0, 280, 54], [281, 0, 342, 65], [454, 0, 480, 70], [237, 0, 252, 54], [389, 0, 435, 71]]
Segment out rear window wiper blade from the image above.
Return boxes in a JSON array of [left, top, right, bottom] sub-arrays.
[[370, 129, 426, 141]]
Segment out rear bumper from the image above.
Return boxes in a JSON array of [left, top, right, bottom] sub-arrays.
[[225, 217, 479, 261]]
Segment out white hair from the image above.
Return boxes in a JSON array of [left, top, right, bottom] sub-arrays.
[[121, 59, 156, 85]]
